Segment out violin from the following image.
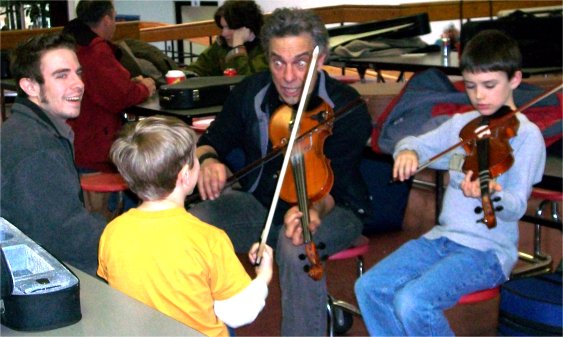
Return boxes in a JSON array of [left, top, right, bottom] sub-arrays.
[[269, 100, 334, 280], [254, 46, 328, 280], [459, 105, 519, 228]]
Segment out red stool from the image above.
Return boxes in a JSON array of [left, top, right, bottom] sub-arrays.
[[512, 188, 562, 277], [447, 286, 501, 336], [458, 287, 500, 305], [326, 235, 370, 337], [80, 172, 128, 219]]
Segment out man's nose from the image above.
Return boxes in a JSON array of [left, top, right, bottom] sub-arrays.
[[283, 65, 296, 83], [72, 74, 84, 91]]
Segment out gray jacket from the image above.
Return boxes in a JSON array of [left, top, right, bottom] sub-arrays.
[[1, 98, 106, 276]]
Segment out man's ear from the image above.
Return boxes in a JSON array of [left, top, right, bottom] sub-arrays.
[[316, 53, 327, 72], [18, 78, 40, 97]]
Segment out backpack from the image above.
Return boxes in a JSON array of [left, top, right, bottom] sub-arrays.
[[373, 68, 562, 154]]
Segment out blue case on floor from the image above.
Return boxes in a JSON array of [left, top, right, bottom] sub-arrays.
[[499, 272, 562, 336]]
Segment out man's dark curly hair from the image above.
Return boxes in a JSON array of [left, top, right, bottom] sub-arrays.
[[214, 0, 263, 37]]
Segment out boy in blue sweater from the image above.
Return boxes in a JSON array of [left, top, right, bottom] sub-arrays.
[[355, 30, 546, 336]]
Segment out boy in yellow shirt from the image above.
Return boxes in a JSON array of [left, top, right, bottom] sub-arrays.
[[97, 115, 273, 337]]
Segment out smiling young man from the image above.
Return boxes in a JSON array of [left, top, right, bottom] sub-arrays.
[[1, 33, 106, 276], [189, 8, 372, 336]]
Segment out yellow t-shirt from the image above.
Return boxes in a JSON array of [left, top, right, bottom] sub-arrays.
[[97, 207, 252, 337]]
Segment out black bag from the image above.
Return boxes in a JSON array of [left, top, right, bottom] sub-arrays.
[[360, 149, 411, 234], [159, 75, 244, 109], [1, 218, 81, 331], [499, 271, 562, 336], [460, 10, 562, 69]]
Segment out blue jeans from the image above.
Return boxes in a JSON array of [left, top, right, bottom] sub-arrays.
[[189, 189, 363, 336], [355, 237, 505, 336]]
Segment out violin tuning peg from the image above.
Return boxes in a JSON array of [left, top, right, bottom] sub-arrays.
[[321, 255, 329, 261], [477, 218, 484, 224], [493, 196, 501, 202], [495, 206, 504, 212], [317, 242, 326, 250], [298, 254, 306, 260], [303, 265, 310, 273], [474, 206, 483, 214]]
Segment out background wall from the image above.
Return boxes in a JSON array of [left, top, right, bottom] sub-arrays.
[[106, 0, 459, 46]]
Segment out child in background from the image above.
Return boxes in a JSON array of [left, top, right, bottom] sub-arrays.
[[355, 30, 546, 336], [97, 115, 274, 337]]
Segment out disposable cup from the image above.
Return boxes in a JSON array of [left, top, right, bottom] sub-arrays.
[[165, 70, 186, 85]]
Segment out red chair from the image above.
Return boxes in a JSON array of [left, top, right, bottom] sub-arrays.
[[458, 287, 500, 305], [80, 172, 128, 218], [326, 235, 370, 337], [512, 188, 562, 277]]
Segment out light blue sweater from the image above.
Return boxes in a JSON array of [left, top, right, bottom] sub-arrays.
[[394, 111, 546, 278]]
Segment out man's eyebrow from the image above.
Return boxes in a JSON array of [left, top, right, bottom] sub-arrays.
[[51, 68, 71, 76], [270, 51, 311, 60]]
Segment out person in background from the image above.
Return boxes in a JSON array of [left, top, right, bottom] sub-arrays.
[[184, 0, 268, 77], [1, 33, 106, 276], [98, 116, 274, 337], [189, 8, 372, 336], [355, 30, 546, 336], [63, 0, 155, 173]]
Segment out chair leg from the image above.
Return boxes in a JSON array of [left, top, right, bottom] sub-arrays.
[[327, 295, 335, 337], [513, 199, 555, 277]]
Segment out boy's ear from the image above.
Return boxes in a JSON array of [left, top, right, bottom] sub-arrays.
[[510, 70, 523, 90], [18, 78, 40, 97], [177, 164, 191, 187]]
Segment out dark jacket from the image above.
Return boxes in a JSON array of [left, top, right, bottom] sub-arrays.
[[198, 70, 373, 223], [1, 98, 106, 275]]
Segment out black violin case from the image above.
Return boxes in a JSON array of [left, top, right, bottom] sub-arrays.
[[1, 217, 81, 331], [460, 9, 562, 69], [159, 75, 244, 109]]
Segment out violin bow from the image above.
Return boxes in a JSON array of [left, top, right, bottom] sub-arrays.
[[255, 46, 320, 265], [411, 82, 563, 176]]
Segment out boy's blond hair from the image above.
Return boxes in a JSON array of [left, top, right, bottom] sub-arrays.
[[110, 115, 197, 200]]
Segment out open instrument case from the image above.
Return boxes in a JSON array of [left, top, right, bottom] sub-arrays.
[[0, 217, 81, 331]]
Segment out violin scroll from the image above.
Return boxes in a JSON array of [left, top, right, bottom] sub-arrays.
[[303, 242, 324, 280]]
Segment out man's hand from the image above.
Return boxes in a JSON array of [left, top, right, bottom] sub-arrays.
[[460, 170, 502, 198], [133, 76, 156, 96], [197, 147, 228, 200], [283, 206, 322, 246], [393, 150, 419, 182]]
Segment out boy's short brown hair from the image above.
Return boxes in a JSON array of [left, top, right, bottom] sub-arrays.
[[110, 115, 197, 201], [460, 29, 522, 79]]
